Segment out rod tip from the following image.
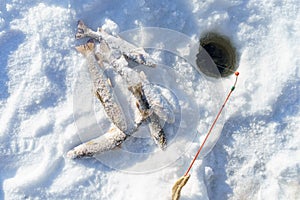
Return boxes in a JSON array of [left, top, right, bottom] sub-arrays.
[[235, 71, 240, 76]]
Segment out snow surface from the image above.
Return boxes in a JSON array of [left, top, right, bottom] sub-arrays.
[[0, 0, 299, 199]]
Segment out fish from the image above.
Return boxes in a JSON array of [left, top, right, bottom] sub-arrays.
[[76, 20, 156, 67], [67, 40, 142, 158], [67, 127, 127, 159], [69, 21, 178, 158]]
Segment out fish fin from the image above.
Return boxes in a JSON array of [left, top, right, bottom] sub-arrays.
[[75, 39, 95, 56], [125, 48, 156, 67], [94, 90, 104, 104], [136, 101, 140, 109], [75, 20, 89, 39]]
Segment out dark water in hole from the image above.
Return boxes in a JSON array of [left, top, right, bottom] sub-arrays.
[[197, 32, 238, 78]]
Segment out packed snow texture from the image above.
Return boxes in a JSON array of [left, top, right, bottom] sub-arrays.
[[0, 0, 299, 200]]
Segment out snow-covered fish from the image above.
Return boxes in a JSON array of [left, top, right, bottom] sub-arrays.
[[76, 20, 156, 67], [67, 40, 142, 158], [69, 21, 178, 158], [74, 39, 141, 133]]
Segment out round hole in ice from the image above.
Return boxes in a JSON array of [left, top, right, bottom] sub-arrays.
[[197, 32, 238, 77]]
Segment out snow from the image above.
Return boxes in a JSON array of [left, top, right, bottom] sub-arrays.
[[0, 0, 299, 200]]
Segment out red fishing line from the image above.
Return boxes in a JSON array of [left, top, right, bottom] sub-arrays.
[[184, 71, 239, 176]]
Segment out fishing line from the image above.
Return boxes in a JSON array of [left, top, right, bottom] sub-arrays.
[[172, 71, 239, 200], [185, 71, 239, 176]]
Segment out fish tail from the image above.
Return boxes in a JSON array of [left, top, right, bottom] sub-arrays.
[[75, 39, 95, 56], [148, 113, 167, 149], [67, 127, 127, 159], [75, 20, 88, 39]]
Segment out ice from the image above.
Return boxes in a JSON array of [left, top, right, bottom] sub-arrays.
[[0, 0, 299, 199]]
